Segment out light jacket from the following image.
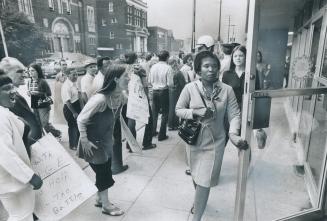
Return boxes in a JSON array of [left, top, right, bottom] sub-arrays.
[[0, 106, 34, 195]]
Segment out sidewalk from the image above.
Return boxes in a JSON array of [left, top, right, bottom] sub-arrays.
[[0, 98, 310, 221]]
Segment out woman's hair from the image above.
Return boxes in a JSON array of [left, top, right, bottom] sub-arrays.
[[182, 53, 193, 64], [193, 51, 220, 74], [124, 52, 138, 64], [0, 74, 13, 88], [257, 50, 263, 63], [230, 45, 247, 71], [30, 63, 45, 79], [99, 64, 126, 95], [168, 56, 179, 70]]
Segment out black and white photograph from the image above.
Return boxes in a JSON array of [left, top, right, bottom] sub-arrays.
[[1, 0, 327, 220]]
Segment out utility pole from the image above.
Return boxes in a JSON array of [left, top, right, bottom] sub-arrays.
[[231, 24, 236, 42], [227, 15, 231, 43], [217, 0, 222, 42], [191, 0, 196, 52], [0, 19, 8, 57]]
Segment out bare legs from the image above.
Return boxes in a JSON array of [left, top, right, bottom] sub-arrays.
[[192, 185, 210, 221]]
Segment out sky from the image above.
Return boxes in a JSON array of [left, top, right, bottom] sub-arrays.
[[147, 0, 248, 44]]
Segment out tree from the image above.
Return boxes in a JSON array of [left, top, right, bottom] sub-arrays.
[[0, 1, 47, 65]]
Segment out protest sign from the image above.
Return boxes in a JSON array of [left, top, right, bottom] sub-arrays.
[[30, 134, 97, 221], [120, 112, 143, 153], [126, 73, 149, 124]]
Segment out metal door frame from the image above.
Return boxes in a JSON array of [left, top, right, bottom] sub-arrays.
[[234, 1, 327, 220]]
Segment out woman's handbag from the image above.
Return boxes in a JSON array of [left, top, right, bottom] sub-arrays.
[[178, 83, 207, 145], [37, 96, 53, 108]]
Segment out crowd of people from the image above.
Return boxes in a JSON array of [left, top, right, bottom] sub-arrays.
[[0, 34, 274, 221]]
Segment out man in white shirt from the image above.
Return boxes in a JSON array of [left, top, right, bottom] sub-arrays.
[[148, 50, 171, 141], [91, 57, 110, 96], [80, 59, 97, 102], [219, 43, 235, 80]]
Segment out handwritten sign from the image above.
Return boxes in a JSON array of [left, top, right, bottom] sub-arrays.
[[127, 73, 149, 124], [30, 134, 97, 221]]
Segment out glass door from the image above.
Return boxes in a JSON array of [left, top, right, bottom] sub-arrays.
[[234, 1, 327, 220]]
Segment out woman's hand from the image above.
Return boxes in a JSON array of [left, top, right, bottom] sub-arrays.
[[80, 137, 98, 157], [229, 133, 248, 150], [29, 174, 43, 190], [193, 108, 213, 119]]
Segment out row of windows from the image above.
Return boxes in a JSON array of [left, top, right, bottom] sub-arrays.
[[48, 0, 72, 14], [127, 5, 146, 19], [127, 16, 146, 27], [101, 18, 117, 26], [89, 37, 96, 45]]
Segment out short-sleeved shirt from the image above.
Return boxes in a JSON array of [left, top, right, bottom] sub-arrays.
[[81, 73, 95, 99], [61, 79, 80, 103], [148, 61, 171, 90]]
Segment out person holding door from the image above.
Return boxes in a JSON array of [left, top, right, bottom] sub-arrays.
[[176, 51, 248, 221]]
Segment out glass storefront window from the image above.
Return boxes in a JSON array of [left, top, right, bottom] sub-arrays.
[[307, 91, 327, 187]]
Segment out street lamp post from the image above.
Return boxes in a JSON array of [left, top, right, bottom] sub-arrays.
[[0, 19, 8, 57], [218, 0, 222, 42], [191, 0, 196, 52]]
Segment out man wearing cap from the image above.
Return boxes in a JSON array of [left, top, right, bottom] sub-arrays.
[[0, 57, 42, 156], [195, 35, 215, 53], [90, 56, 110, 96], [80, 59, 97, 103]]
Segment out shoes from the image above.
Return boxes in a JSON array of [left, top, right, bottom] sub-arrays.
[[153, 131, 159, 137], [112, 165, 129, 175], [70, 146, 77, 151], [143, 144, 157, 150], [158, 135, 169, 141], [185, 169, 191, 176], [94, 199, 102, 208], [102, 204, 124, 216]]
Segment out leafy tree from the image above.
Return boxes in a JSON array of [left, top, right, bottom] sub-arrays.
[[0, 1, 47, 65]]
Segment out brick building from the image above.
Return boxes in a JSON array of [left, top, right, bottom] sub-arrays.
[[11, 0, 98, 57], [147, 26, 182, 54], [96, 0, 149, 58]]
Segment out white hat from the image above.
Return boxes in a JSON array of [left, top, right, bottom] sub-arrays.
[[196, 35, 215, 48]]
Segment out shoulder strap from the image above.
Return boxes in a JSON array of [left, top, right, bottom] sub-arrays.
[[194, 83, 207, 108]]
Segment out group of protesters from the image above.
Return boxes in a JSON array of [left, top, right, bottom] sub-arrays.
[[0, 33, 273, 221]]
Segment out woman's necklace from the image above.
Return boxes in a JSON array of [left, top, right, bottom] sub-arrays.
[[109, 95, 121, 117]]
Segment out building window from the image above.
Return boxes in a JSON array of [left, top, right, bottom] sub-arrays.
[[116, 43, 123, 49], [109, 32, 114, 39], [111, 18, 117, 23], [75, 24, 79, 32], [18, 0, 34, 23], [127, 5, 132, 14], [127, 15, 132, 25], [89, 37, 96, 45], [102, 19, 107, 26], [57, 0, 63, 14], [66, 0, 72, 14], [43, 18, 49, 28], [109, 2, 113, 12], [48, 0, 54, 9], [87, 6, 95, 32]]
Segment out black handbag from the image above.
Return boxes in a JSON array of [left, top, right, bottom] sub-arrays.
[[178, 84, 207, 145], [37, 96, 53, 108]]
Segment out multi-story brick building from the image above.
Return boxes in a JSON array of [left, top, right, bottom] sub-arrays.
[[147, 26, 168, 53], [147, 26, 182, 54], [11, 0, 98, 57], [96, 0, 149, 58]]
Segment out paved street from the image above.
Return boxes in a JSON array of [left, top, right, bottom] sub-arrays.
[[0, 84, 312, 220]]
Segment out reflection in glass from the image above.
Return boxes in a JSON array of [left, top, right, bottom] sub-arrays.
[[307, 93, 327, 187], [244, 98, 312, 220]]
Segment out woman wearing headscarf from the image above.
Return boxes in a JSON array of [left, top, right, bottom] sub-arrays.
[[77, 64, 130, 216], [176, 51, 248, 221], [0, 74, 43, 221]]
